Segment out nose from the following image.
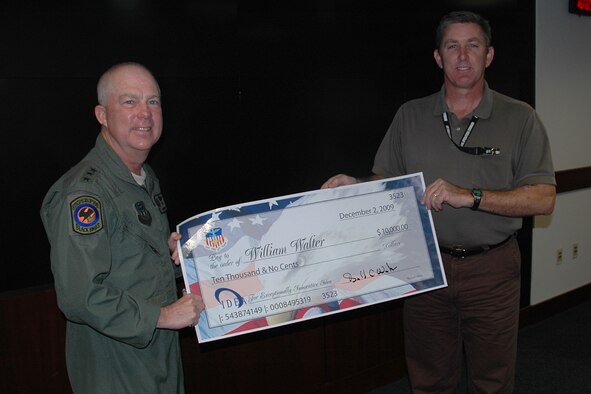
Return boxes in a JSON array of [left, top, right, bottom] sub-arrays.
[[137, 102, 153, 119], [458, 45, 469, 60]]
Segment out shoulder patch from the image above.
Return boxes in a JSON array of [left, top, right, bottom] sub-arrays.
[[70, 195, 103, 235]]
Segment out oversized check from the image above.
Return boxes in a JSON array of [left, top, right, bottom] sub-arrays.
[[177, 172, 446, 343]]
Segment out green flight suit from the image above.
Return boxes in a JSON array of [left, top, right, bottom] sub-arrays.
[[40, 134, 184, 393]]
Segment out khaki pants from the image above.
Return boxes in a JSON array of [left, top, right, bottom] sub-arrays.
[[404, 238, 521, 394]]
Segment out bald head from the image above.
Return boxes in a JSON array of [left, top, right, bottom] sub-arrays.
[[93, 62, 163, 174], [97, 62, 161, 106]]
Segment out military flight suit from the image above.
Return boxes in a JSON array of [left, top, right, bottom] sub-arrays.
[[41, 134, 184, 393]]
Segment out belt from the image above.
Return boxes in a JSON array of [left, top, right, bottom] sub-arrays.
[[439, 235, 514, 259]]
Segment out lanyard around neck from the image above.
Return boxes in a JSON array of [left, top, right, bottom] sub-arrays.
[[442, 112, 500, 156]]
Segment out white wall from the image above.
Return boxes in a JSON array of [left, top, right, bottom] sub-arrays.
[[532, 0, 591, 304]]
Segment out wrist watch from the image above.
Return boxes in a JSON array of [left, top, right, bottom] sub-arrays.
[[471, 188, 483, 211]]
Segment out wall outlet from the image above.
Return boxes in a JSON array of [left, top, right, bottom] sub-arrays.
[[572, 243, 579, 259], [556, 248, 563, 265]]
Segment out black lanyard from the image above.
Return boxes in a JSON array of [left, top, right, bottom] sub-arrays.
[[442, 112, 500, 156]]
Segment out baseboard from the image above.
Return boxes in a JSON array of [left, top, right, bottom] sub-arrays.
[[519, 283, 591, 328]]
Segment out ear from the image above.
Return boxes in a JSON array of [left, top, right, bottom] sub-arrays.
[[485, 46, 495, 68], [94, 105, 107, 127], [434, 49, 443, 69]]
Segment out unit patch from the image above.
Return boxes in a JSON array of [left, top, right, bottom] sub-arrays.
[[70, 195, 103, 235]]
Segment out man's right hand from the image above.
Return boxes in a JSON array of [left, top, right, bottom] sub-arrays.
[[321, 174, 358, 189], [157, 292, 205, 330]]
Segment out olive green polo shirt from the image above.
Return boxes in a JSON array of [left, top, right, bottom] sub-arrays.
[[373, 83, 555, 248]]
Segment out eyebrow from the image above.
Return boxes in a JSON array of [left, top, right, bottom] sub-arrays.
[[118, 93, 161, 100], [445, 36, 483, 44]]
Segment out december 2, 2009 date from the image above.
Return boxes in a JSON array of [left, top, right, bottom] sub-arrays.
[[371, 191, 405, 214]]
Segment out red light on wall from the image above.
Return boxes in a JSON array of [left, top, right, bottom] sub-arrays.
[[570, 0, 591, 15], [578, 0, 591, 11]]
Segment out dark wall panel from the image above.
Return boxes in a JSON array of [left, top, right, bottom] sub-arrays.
[[1, 0, 535, 289]]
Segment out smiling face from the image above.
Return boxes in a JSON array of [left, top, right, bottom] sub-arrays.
[[95, 64, 162, 172], [434, 22, 494, 92]]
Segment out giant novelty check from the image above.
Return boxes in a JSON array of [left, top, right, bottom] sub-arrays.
[[177, 172, 446, 343]]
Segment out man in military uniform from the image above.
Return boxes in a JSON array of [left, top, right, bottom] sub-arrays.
[[41, 62, 204, 393]]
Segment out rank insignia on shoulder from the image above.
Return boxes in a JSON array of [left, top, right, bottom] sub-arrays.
[[81, 167, 98, 183], [70, 195, 103, 235]]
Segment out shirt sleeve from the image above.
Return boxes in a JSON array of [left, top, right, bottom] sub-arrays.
[[513, 109, 556, 187], [372, 109, 407, 178], [41, 188, 161, 349]]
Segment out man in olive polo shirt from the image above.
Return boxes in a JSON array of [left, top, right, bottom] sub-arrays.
[[323, 11, 555, 393]]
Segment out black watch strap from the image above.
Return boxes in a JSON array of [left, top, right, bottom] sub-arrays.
[[471, 188, 482, 211]]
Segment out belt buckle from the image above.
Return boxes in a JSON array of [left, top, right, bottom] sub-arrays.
[[450, 245, 467, 259]]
